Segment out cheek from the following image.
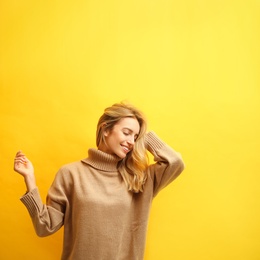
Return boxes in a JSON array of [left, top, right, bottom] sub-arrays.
[[107, 130, 124, 145], [107, 134, 119, 147]]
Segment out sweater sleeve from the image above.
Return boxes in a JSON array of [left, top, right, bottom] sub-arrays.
[[145, 131, 185, 197], [20, 168, 69, 237]]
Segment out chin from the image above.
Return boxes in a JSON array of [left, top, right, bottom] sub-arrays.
[[115, 151, 127, 159], [118, 154, 127, 159]]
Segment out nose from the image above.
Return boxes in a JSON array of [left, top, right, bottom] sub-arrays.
[[127, 135, 135, 145]]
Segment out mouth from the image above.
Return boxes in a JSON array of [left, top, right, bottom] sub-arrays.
[[121, 145, 131, 153]]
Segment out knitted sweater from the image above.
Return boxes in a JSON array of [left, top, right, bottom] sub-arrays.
[[20, 131, 184, 260]]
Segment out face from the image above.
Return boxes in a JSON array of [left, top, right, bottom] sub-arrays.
[[99, 117, 140, 159]]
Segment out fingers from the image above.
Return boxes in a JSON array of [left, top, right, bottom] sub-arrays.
[[14, 158, 27, 165], [16, 150, 25, 157], [14, 150, 27, 166], [14, 151, 35, 178], [15, 150, 26, 158]]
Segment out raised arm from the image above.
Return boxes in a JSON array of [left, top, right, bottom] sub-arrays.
[[145, 132, 185, 197], [14, 150, 65, 237]]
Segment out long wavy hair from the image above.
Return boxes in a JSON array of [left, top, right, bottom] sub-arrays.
[[96, 102, 149, 193]]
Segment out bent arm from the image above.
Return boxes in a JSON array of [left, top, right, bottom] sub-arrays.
[[145, 131, 185, 197], [14, 151, 66, 236]]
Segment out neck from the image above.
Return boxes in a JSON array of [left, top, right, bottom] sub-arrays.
[[81, 148, 122, 172]]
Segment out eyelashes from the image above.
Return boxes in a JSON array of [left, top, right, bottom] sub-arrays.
[[123, 132, 138, 141]]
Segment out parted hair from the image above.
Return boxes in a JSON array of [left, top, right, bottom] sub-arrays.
[[96, 102, 149, 192]]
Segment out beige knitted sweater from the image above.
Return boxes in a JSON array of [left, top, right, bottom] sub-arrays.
[[20, 132, 184, 260]]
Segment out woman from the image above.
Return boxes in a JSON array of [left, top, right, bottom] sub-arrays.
[[14, 102, 185, 260]]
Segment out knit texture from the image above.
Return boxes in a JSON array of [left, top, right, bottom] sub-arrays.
[[20, 131, 184, 260]]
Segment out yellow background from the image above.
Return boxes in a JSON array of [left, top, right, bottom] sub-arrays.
[[1, 0, 259, 259]]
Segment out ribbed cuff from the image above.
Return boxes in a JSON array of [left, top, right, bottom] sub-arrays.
[[145, 131, 165, 154], [20, 188, 42, 217]]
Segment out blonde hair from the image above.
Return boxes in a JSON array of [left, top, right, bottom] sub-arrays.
[[96, 102, 149, 192]]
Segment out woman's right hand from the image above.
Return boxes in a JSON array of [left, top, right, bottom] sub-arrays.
[[14, 150, 36, 192], [14, 150, 34, 177]]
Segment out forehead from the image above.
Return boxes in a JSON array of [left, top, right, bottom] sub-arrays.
[[114, 117, 140, 134]]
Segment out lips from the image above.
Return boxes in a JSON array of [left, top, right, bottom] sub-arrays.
[[121, 145, 131, 153]]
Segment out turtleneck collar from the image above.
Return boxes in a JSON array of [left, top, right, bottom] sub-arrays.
[[81, 148, 122, 172]]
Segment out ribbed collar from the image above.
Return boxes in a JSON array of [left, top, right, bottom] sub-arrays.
[[81, 148, 122, 172]]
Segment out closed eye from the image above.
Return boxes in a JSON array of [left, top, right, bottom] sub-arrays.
[[122, 128, 139, 141]]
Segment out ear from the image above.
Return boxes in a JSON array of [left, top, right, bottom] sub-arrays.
[[102, 123, 109, 137]]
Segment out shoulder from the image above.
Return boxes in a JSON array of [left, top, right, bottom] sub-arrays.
[[53, 160, 88, 186], [56, 160, 87, 176]]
